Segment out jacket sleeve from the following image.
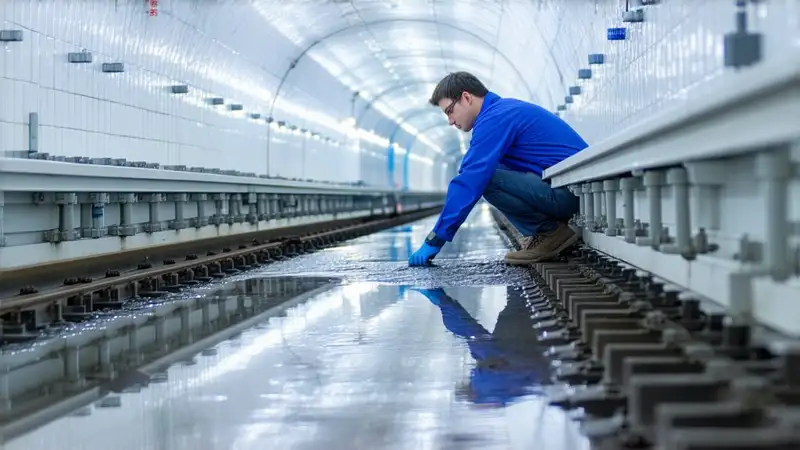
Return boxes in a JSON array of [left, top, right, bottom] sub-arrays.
[[431, 106, 518, 241], [436, 297, 501, 362]]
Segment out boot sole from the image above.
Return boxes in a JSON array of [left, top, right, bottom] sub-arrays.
[[504, 232, 581, 265]]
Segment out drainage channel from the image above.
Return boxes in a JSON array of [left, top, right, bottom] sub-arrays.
[[1, 204, 591, 450]]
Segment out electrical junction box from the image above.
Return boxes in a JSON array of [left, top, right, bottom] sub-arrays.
[[68, 51, 93, 63], [589, 53, 605, 65], [0, 29, 23, 41], [102, 62, 124, 73]]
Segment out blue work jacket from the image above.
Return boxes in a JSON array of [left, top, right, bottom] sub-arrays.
[[431, 92, 588, 241]]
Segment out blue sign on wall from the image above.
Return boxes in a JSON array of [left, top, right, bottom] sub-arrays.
[[607, 27, 627, 41]]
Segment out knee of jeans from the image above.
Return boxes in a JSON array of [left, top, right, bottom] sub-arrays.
[[555, 189, 580, 217], [482, 187, 500, 205], [568, 195, 581, 217], [483, 172, 502, 196]]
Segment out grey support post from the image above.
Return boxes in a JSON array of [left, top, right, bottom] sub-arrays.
[[170, 193, 188, 230], [191, 194, 208, 227], [56, 193, 78, 241], [117, 193, 137, 237], [89, 193, 109, 238], [0, 191, 5, 247], [146, 194, 164, 233]]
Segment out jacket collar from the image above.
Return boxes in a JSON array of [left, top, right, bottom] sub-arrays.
[[476, 91, 501, 120]]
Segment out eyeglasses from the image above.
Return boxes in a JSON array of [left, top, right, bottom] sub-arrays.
[[444, 92, 463, 116]]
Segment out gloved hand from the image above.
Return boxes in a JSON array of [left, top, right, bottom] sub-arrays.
[[408, 242, 441, 266]]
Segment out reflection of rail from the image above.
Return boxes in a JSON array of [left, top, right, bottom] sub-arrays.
[[0, 275, 337, 442], [1, 206, 439, 340]]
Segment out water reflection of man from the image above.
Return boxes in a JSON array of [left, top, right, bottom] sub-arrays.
[[414, 287, 549, 407]]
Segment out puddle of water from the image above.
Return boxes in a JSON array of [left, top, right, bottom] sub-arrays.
[[4, 207, 591, 449], [0, 276, 338, 440], [258, 206, 531, 287], [0, 276, 337, 355], [5, 281, 591, 450]]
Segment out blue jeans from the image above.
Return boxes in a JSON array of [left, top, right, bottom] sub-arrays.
[[482, 169, 579, 236]]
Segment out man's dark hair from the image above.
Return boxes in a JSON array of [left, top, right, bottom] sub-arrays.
[[428, 71, 489, 106]]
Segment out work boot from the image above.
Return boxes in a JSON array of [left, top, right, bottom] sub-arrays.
[[504, 223, 580, 265]]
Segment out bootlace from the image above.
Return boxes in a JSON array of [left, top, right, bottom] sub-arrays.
[[521, 234, 546, 250]]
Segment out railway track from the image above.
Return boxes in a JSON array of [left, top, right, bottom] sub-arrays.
[[0, 206, 440, 344], [491, 209, 800, 449]]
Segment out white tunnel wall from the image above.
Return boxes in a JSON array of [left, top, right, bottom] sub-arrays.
[[2, 1, 797, 191], [357, 141, 386, 187], [0, 0, 446, 189], [511, 1, 797, 144], [515, 1, 799, 251], [407, 157, 435, 192], [350, 142, 438, 191]]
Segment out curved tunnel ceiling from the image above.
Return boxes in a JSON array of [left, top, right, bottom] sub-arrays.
[[256, 1, 559, 158], [385, 107, 467, 156]]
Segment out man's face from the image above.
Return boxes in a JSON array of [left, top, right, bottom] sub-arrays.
[[438, 92, 477, 132]]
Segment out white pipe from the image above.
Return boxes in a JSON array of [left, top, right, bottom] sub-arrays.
[[603, 179, 619, 236], [667, 167, 693, 259], [755, 149, 792, 281], [643, 170, 665, 251], [621, 177, 637, 243]]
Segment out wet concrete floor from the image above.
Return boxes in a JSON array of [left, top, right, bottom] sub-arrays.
[[6, 205, 591, 450]]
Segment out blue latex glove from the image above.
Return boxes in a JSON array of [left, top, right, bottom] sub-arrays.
[[408, 242, 441, 266]]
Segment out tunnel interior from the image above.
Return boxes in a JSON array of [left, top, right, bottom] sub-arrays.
[[0, 1, 799, 449]]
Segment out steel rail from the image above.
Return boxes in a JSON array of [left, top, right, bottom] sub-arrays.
[[0, 207, 438, 317]]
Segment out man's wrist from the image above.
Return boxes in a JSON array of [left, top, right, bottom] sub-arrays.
[[425, 231, 446, 247]]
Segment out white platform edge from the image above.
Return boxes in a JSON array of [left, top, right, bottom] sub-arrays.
[[544, 57, 800, 187], [0, 158, 441, 195], [0, 212, 380, 271], [583, 231, 800, 339]]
